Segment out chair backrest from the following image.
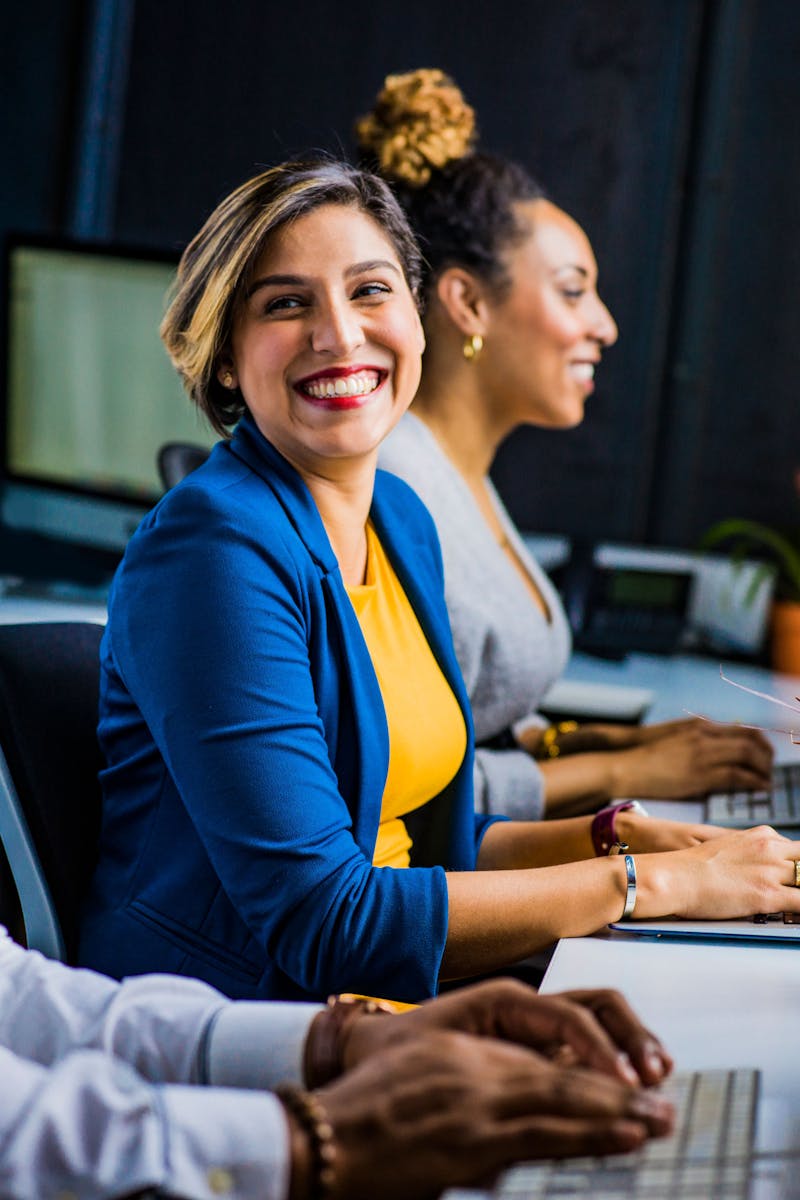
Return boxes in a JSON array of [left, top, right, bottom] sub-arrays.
[[0, 622, 104, 961], [157, 441, 211, 490]]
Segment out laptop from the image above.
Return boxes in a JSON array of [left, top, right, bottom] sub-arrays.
[[609, 912, 800, 942]]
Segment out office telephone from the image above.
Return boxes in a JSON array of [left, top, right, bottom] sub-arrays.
[[554, 540, 693, 657]]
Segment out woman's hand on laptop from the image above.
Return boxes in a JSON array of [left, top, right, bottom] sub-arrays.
[[636, 825, 800, 920], [608, 719, 774, 800]]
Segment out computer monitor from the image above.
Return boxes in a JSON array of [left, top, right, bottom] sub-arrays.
[[0, 235, 218, 562]]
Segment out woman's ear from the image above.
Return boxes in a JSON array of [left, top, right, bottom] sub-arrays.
[[216, 356, 238, 390], [434, 268, 489, 339], [414, 309, 426, 355]]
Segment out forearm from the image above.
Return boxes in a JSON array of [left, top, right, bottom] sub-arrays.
[[476, 815, 595, 870], [443, 858, 628, 978], [442, 854, 672, 980], [538, 753, 618, 810]]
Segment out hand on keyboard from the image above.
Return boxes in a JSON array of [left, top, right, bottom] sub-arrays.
[[344, 978, 674, 1088], [493, 1068, 762, 1200], [608, 717, 774, 801], [638, 825, 800, 921], [321, 1031, 674, 1200]]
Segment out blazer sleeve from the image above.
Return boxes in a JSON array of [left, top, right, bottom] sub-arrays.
[[107, 484, 449, 1001]]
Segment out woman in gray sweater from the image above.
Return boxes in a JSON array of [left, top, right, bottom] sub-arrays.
[[363, 69, 773, 819]]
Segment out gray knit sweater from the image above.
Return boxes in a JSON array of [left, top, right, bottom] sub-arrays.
[[379, 413, 571, 819]]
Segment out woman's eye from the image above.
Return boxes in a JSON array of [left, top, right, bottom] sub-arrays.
[[264, 295, 304, 315], [561, 288, 585, 303], [353, 282, 391, 299]]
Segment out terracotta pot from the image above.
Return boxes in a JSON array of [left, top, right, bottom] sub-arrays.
[[770, 600, 800, 675]]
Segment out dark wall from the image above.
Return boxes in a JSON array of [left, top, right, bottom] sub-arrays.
[[3, 0, 799, 549]]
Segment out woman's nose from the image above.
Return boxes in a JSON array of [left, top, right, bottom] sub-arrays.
[[310, 299, 365, 356], [593, 297, 618, 347]]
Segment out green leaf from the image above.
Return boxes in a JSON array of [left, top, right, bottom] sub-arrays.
[[700, 518, 800, 602]]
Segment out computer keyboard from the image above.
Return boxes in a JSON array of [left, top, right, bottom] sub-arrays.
[[706, 762, 800, 829], [488, 1068, 791, 1199]]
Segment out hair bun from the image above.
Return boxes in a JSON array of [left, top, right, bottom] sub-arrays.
[[356, 68, 476, 187]]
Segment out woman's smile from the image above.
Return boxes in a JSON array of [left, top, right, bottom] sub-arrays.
[[294, 364, 388, 409]]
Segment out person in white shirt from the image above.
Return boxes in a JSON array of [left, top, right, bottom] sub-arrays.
[[0, 925, 673, 1199]]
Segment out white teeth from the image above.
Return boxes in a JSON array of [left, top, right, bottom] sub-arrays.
[[302, 371, 380, 399], [570, 363, 595, 382]]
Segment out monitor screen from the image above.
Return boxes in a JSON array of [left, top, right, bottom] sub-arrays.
[[1, 237, 218, 553]]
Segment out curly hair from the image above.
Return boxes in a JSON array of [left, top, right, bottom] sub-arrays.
[[160, 158, 423, 436], [356, 69, 544, 299]]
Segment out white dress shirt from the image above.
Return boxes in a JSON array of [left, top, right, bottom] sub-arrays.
[[0, 926, 324, 1199]]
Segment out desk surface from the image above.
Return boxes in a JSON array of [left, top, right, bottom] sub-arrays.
[[0, 585, 106, 627], [566, 648, 800, 730], [543, 649, 800, 1163], [541, 931, 800, 1154]]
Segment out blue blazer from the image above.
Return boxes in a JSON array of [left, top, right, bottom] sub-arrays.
[[79, 415, 500, 1001]]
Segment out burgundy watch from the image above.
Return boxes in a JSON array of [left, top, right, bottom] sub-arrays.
[[591, 800, 648, 856]]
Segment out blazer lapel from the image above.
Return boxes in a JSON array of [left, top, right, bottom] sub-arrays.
[[227, 415, 389, 854]]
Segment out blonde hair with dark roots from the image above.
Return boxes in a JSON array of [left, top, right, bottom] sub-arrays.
[[355, 68, 476, 187], [356, 69, 544, 300], [160, 159, 423, 436]]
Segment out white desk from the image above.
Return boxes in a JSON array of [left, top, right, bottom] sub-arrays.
[[542, 931, 800, 1156], [565, 648, 800, 733], [540, 649, 800, 1166], [0, 586, 106, 627]]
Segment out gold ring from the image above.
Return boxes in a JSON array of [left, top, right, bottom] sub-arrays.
[[794, 860, 800, 888]]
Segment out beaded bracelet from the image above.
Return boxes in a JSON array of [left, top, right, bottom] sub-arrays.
[[305, 994, 394, 1089], [276, 1084, 337, 1200], [535, 720, 579, 760]]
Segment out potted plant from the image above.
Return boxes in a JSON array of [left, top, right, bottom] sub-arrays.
[[701, 514, 800, 674]]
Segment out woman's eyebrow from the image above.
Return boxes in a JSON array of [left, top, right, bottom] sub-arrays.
[[552, 263, 589, 278], [246, 260, 400, 299], [345, 259, 401, 277], [246, 273, 305, 298]]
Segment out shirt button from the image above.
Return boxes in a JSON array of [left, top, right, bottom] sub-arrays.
[[208, 1166, 235, 1194]]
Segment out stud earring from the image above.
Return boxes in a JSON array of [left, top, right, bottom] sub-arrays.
[[222, 371, 234, 388], [462, 334, 484, 362]]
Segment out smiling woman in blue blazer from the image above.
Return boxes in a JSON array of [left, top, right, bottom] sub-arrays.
[[79, 159, 800, 1003]]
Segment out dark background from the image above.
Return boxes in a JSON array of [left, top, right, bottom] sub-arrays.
[[4, 0, 798, 550]]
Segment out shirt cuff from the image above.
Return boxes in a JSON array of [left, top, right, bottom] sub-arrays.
[[159, 1085, 291, 1200], [204, 1003, 324, 1090], [511, 712, 548, 741]]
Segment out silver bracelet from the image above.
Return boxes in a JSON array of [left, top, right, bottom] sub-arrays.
[[620, 854, 637, 919]]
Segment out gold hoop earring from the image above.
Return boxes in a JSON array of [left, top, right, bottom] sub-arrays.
[[463, 334, 483, 362], [222, 371, 234, 388]]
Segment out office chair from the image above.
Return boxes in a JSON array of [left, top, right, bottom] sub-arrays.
[[157, 441, 210, 490], [0, 622, 104, 961]]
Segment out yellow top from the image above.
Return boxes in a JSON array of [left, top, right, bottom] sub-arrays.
[[346, 523, 467, 868]]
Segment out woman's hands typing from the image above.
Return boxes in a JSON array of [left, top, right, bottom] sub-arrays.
[[635, 824, 800, 921], [607, 718, 774, 800]]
